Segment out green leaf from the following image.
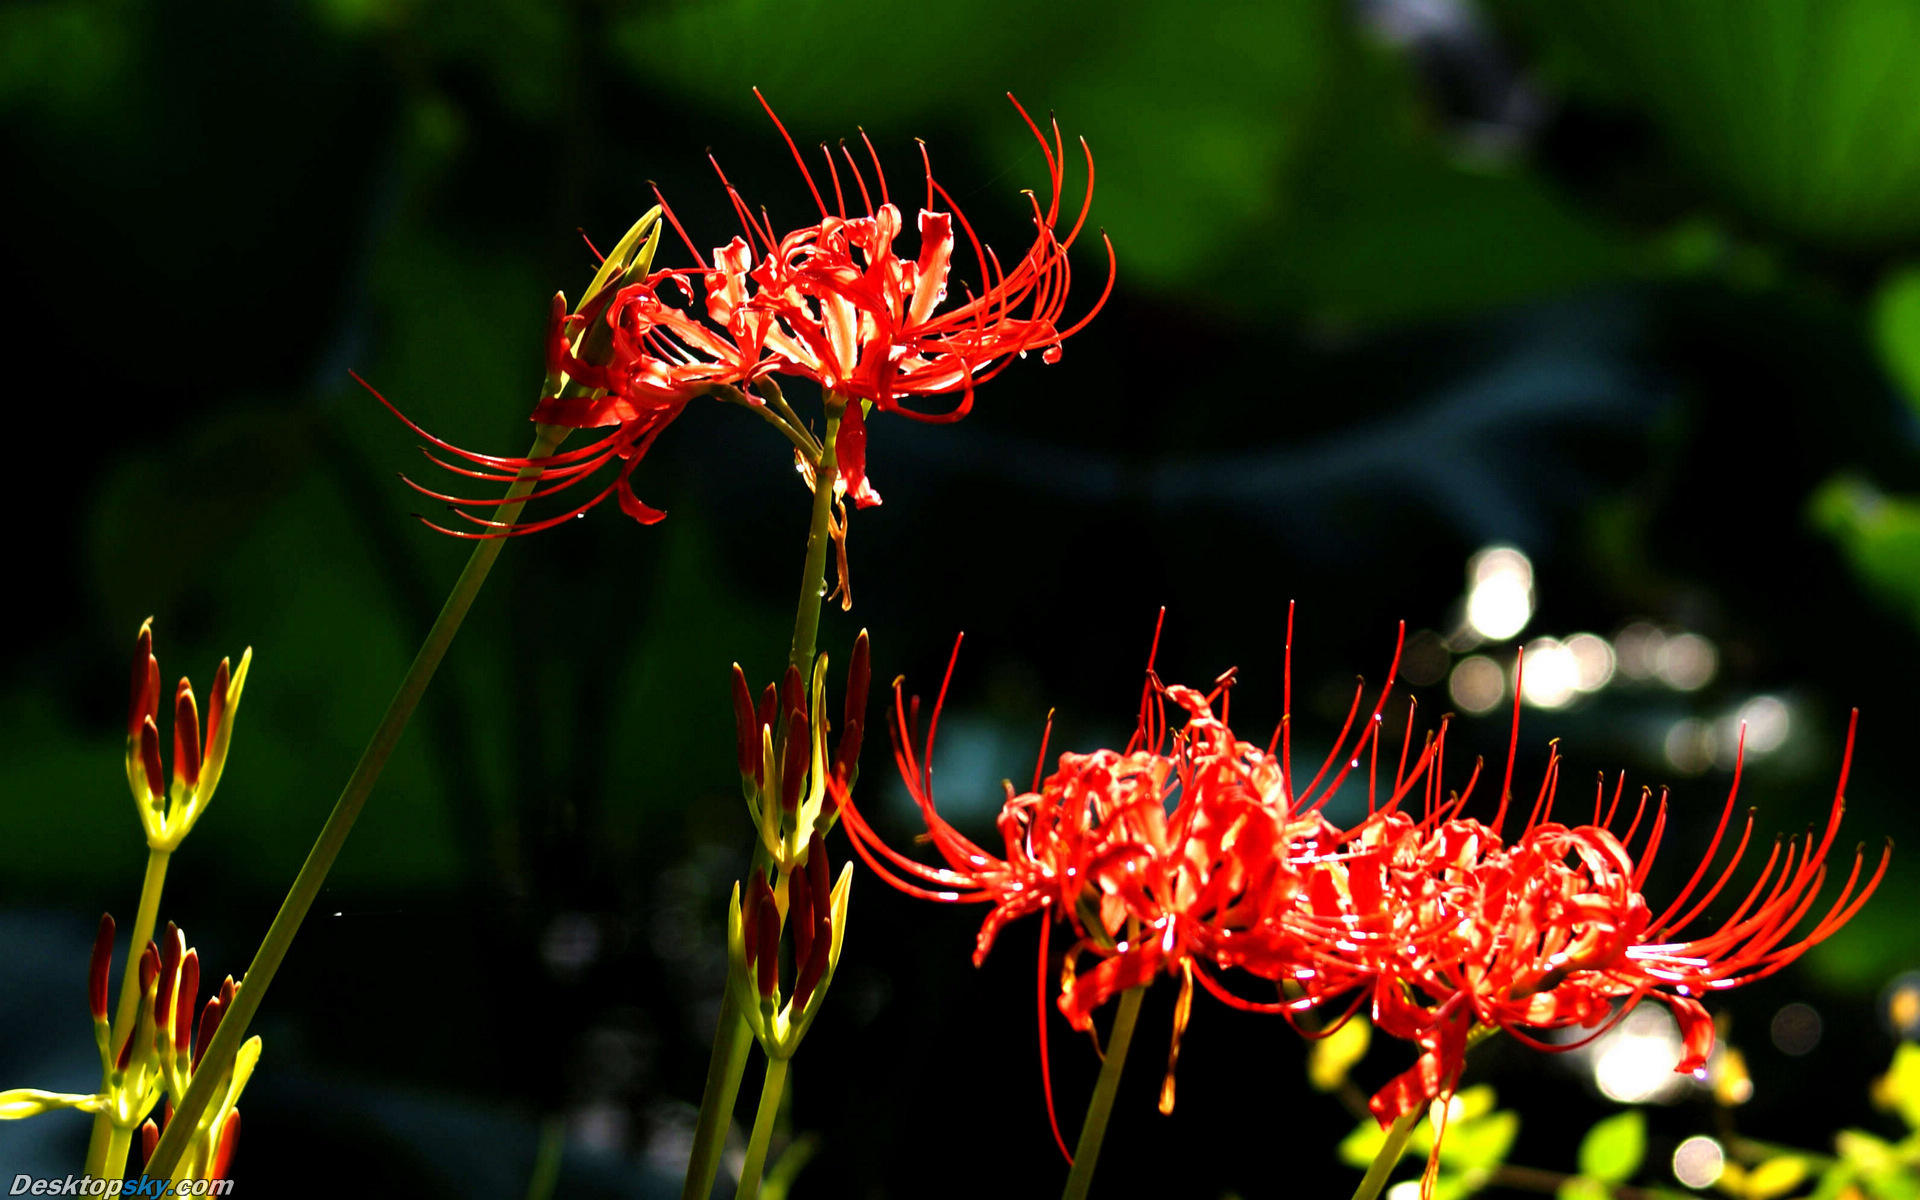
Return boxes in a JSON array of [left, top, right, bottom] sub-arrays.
[[1578, 1110, 1648, 1184], [1873, 268, 1920, 419], [1440, 1110, 1519, 1174]]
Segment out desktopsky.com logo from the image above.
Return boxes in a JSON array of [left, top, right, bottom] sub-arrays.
[[9, 1177, 232, 1197]]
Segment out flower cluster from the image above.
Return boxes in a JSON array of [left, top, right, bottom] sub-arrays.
[[835, 625, 1889, 1174], [0, 918, 256, 1184], [377, 92, 1113, 538]]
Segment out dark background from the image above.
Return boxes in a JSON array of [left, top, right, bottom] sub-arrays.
[[4, 0, 1920, 1195]]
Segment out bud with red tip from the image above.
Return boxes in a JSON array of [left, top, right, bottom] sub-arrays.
[[752, 877, 780, 1002], [174, 950, 199, 1055], [793, 836, 834, 1009], [210, 1108, 241, 1177], [780, 709, 811, 815], [731, 664, 760, 782], [88, 914, 115, 1025], [119, 621, 253, 850], [172, 682, 201, 791], [139, 1118, 159, 1167]]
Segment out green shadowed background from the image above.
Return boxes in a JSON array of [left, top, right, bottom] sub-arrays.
[[4, 0, 1920, 1196]]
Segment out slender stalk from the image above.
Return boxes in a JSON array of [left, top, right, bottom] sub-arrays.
[[680, 986, 757, 1200], [680, 402, 842, 1200], [1061, 983, 1147, 1200], [84, 847, 170, 1176], [1349, 1110, 1421, 1200], [734, 1055, 791, 1200], [146, 426, 566, 1178], [788, 403, 843, 674]]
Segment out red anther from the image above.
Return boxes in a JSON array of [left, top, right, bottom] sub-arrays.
[[193, 996, 225, 1073], [175, 950, 199, 1053], [88, 913, 115, 1022], [846, 630, 871, 733], [156, 924, 183, 1028], [128, 621, 159, 744], [206, 657, 231, 751], [140, 716, 165, 800], [780, 709, 811, 814], [210, 1108, 240, 1177], [730, 665, 759, 779], [139, 1119, 158, 1166], [754, 884, 780, 1001], [790, 862, 815, 976], [173, 681, 201, 789]]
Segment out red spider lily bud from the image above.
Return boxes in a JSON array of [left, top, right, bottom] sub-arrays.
[[173, 680, 201, 790], [88, 913, 115, 1022], [193, 993, 226, 1073], [741, 877, 766, 970], [754, 886, 780, 1002], [139, 941, 160, 995], [831, 718, 863, 793], [781, 665, 805, 727], [845, 631, 870, 735], [205, 657, 231, 754], [210, 1108, 240, 1177], [789, 861, 815, 975], [139, 716, 165, 802], [155, 923, 183, 1030], [128, 621, 159, 743], [793, 835, 834, 1008], [138, 1118, 158, 1167], [780, 709, 811, 814], [174, 949, 199, 1053], [730, 664, 761, 780], [756, 683, 778, 744]]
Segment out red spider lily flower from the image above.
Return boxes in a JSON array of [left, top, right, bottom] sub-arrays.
[[831, 614, 1438, 1152], [1335, 684, 1888, 1158], [375, 94, 1110, 536], [714, 90, 1114, 507]]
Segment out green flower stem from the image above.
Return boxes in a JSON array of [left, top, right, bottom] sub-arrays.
[[1061, 983, 1148, 1200], [83, 846, 170, 1177], [680, 402, 842, 1200], [734, 1055, 791, 1200], [146, 425, 566, 1178], [680, 987, 757, 1200], [1349, 1110, 1421, 1200], [787, 402, 843, 674]]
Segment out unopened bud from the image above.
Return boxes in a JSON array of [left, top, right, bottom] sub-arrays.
[[193, 996, 225, 1073], [789, 862, 815, 975], [845, 631, 870, 733], [793, 835, 834, 1008], [206, 658, 231, 752], [173, 681, 201, 790], [156, 924, 183, 1029], [731, 665, 759, 779], [780, 710, 811, 814], [128, 621, 159, 744], [88, 914, 115, 1023], [780, 665, 805, 726], [140, 717, 165, 802], [832, 718, 864, 794], [174, 950, 199, 1053], [139, 1118, 158, 1166], [210, 1109, 240, 1177], [755, 905, 780, 1002]]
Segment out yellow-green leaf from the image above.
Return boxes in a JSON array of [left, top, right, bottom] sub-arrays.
[[1745, 1157, 1811, 1200], [1579, 1111, 1648, 1184], [1310, 1017, 1372, 1092]]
